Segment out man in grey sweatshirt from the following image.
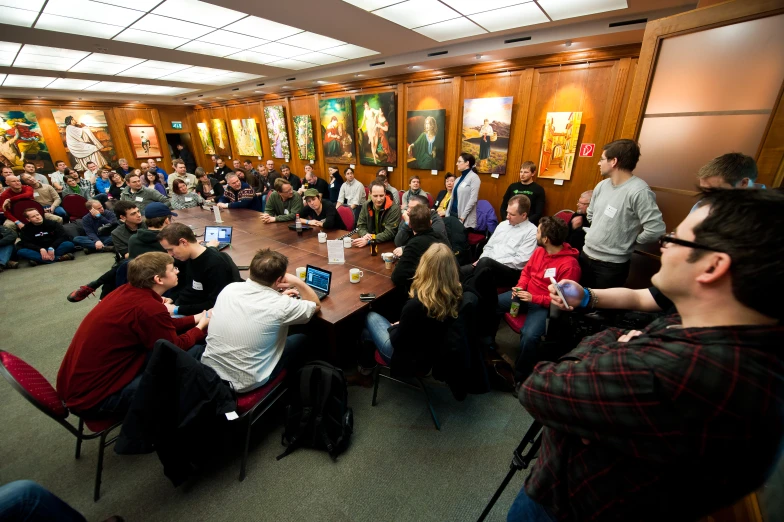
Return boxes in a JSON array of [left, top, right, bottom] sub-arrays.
[[582, 139, 665, 288]]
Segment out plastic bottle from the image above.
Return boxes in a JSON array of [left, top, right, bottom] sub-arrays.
[[295, 214, 302, 236]]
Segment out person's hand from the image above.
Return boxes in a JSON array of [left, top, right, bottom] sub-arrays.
[[197, 309, 212, 330], [206, 239, 219, 248], [2, 199, 10, 210], [282, 287, 300, 298], [516, 290, 533, 302], [472, 260, 478, 267], [217, 203, 228, 209], [618, 330, 643, 343], [572, 215, 584, 228], [401, 210, 410, 225], [549, 279, 583, 311], [390, 321, 399, 327], [95, 240, 104, 250], [393, 247, 403, 257], [45, 207, 53, 214], [90, 208, 100, 217], [165, 303, 176, 315], [162, 297, 174, 305], [40, 248, 50, 261], [311, 220, 322, 227], [437, 208, 446, 217], [352, 237, 368, 247], [259, 214, 274, 223]]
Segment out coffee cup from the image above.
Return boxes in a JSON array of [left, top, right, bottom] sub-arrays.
[[381, 252, 394, 270], [343, 237, 352, 248], [349, 268, 363, 283], [318, 232, 327, 243], [296, 266, 306, 280]]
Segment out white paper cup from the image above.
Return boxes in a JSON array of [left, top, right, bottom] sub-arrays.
[[318, 232, 327, 243]]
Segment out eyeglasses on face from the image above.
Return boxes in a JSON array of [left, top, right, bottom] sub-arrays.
[[658, 232, 724, 253]]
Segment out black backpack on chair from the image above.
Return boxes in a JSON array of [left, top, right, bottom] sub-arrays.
[[277, 361, 353, 461]]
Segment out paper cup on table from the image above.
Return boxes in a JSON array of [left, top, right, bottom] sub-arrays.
[[296, 267, 306, 280], [318, 232, 327, 243], [349, 268, 363, 283], [343, 237, 352, 248], [381, 252, 394, 270]]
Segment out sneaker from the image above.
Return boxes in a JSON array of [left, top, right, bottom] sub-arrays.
[[28, 259, 38, 267], [68, 285, 96, 303], [58, 253, 75, 262], [5, 260, 19, 269], [103, 246, 116, 253]]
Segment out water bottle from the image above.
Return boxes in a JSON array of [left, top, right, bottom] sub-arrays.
[[295, 214, 302, 236]]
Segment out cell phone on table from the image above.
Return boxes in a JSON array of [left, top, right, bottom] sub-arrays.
[[549, 277, 568, 306], [360, 293, 376, 302]]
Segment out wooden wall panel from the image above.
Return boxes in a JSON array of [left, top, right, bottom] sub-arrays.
[[109, 107, 172, 171]]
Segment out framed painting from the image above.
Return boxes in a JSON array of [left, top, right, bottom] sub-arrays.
[[51, 109, 116, 171], [263, 105, 291, 160], [538, 112, 583, 180], [197, 122, 216, 155], [230, 118, 263, 157], [126, 125, 161, 159], [0, 110, 54, 173], [210, 119, 231, 156], [461, 97, 513, 175], [293, 115, 315, 161], [355, 92, 397, 167], [406, 109, 446, 171], [318, 97, 354, 164]]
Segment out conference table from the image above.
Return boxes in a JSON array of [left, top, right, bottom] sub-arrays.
[[175, 206, 398, 351]]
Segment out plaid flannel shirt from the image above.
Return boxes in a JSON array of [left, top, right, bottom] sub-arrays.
[[520, 314, 784, 521]]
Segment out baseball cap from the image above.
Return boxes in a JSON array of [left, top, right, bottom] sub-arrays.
[[145, 202, 178, 218], [303, 188, 320, 198]]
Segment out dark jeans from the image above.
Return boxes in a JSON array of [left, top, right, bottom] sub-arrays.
[[497, 293, 549, 382], [579, 252, 630, 289], [507, 486, 557, 522], [0, 481, 86, 522], [460, 256, 521, 288], [16, 242, 76, 263], [263, 333, 309, 386]]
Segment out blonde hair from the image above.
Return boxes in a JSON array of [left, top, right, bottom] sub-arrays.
[[409, 243, 462, 321]]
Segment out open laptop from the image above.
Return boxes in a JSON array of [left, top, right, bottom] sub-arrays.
[[305, 265, 332, 299], [202, 225, 232, 251]]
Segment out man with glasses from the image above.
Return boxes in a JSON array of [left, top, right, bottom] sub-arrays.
[[216, 173, 258, 210], [581, 139, 665, 288], [565, 189, 592, 253], [261, 178, 303, 223], [509, 188, 784, 522]]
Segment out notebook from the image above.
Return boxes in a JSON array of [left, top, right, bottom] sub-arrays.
[[202, 226, 232, 251], [305, 264, 332, 299]]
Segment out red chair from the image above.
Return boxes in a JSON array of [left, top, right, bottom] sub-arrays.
[[503, 312, 528, 334], [553, 209, 574, 224], [0, 350, 122, 502], [233, 370, 288, 481], [467, 230, 489, 262], [10, 199, 45, 224], [364, 186, 369, 198], [61, 194, 89, 219], [337, 205, 355, 231], [371, 350, 440, 430], [398, 190, 404, 203], [426, 193, 434, 208]]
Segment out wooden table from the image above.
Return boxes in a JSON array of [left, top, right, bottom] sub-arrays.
[[174, 207, 398, 326]]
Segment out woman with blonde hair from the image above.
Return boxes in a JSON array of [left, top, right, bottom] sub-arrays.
[[348, 242, 462, 386]]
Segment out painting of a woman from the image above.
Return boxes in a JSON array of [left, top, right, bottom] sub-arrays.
[[406, 112, 444, 171], [264, 106, 290, 159], [479, 118, 494, 168], [324, 116, 342, 157]]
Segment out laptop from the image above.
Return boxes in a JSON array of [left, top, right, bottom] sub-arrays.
[[305, 264, 332, 299], [202, 225, 233, 251]]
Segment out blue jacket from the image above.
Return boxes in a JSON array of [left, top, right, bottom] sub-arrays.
[[95, 177, 112, 196], [83, 209, 118, 242]]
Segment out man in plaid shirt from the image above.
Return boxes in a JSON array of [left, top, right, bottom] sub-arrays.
[[509, 189, 784, 521]]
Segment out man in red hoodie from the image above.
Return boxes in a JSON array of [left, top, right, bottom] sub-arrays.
[[497, 216, 580, 387]]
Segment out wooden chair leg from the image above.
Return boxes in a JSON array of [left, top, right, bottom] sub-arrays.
[[371, 366, 381, 406], [75, 418, 84, 459], [94, 431, 108, 502], [239, 416, 252, 482], [417, 378, 440, 431]]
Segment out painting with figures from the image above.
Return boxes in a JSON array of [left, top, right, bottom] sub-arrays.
[[197, 122, 216, 155], [406, 109, 445, 171], [231, 118, 263, 157], [318, 97, 355, 164], [210, 119, 232, 156], [461, 97, 513, 175], [355, 92, 396, 167], [51, 109, 115, 171], [0, 110, 54, 173], [263, 105, 291, 160], [293, 115, 315, 161]]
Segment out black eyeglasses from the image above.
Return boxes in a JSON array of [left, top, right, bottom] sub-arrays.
[[659, 232, 724, 253]]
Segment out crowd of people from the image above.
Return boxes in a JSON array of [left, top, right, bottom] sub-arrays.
[[1, 139, 782, 522]]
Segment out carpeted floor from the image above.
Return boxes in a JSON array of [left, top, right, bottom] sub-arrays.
[[0, 252, 536, 522]]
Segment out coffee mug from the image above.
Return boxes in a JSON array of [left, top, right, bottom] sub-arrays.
[[296, 266, 306, 280], [349, 268, 363, 283], [343, 237, 352, 248], [318, 232, 327, 243]]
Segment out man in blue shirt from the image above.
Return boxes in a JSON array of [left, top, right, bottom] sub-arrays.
[[73, 200, 117, 254]]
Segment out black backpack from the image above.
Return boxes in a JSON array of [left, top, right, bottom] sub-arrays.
[[277, 361, 353, 461]]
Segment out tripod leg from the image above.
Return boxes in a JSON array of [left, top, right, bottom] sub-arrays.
[[477, 467, 518, 522]]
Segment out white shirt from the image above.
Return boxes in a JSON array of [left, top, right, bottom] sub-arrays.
[[338, 179, 365, 207], [49, 171, 65, 188], [201, 280, 316, 392], [480, 219, 538, 271], [83, 169, 98, 183]]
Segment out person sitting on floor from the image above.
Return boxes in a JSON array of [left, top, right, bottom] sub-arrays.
[[394, 194, 448, 257], [216, 173, 257, 210], [201, 248, 320, 392], [299, 188, 345, 230], [57, 252, 210, 418], [348, 242, 462, 387], [170, 179, 204, 210], [260, 177, 304, 223], [401, 175, 430, 211], [353, 179, 400, 247], [391, 202, 450, 293], [20, 172, 67, 222], [93, 167, 113, 205], [1, 174, 35, 231], [73, 199, 117, 255], [0, 225, 19, 272], [15, 208, 75, 266], [120, 172, 170, 215], [158, 223, 241, 316]]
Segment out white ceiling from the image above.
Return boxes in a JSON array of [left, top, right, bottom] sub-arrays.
[[0, 0, 696, 103]]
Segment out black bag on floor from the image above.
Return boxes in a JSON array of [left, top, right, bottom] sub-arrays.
[[277, 361, 353, 461]]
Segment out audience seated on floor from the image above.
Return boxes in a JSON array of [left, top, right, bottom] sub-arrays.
[[158, 222, 242, 317], [508, 188, 784, 522], [217, 172, 258, 211], [353, 179, 400, 247], [20, 170, 67, 222], [500, 161, 545, 225], [111, 201, 146, 260], [120, 172, 170, 215], [460, 194, 537, 287], [401, 174, 430, 211], [391, 203, 450, 293], [73, 200, 117, 255], [0, 225, 19, 272], [299, 188, 345, 230], [16, 208, 75, 266], [0, 480, 122, 522], [394, 194, 448, 257], [57, 251, 209, 419], [260, 177, 303, 223], [201, 248, 320, 392]]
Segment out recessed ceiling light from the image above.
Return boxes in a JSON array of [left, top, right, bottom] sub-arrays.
[[316, 80, 329, 84], [408, 65, 421, 70], [355, 74, 365, 77]]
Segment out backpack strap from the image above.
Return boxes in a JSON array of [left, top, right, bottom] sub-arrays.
[[313, 371, 336, 459], [276, 366, 317, 460]]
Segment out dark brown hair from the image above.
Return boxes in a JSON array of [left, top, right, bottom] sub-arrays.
[[602, 139, 641, 171], [508, 194, 531, 216], [539, 216, 568, 246], [157, 222, 196, 245], [408, 203, 431, 233], [128, 252, 172, 289], [249, 248, 288, 286]]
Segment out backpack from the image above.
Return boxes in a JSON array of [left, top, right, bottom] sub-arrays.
[[277, 361, 353, 461]]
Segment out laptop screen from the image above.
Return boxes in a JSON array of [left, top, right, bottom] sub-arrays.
[[204, 226, 233, 244], [306, 265, 331, 294]]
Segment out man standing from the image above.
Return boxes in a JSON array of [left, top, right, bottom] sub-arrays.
[[353, 179, 400, 247], [261, 178, 303, 223], [393, 194, 447, 256], [16, 209, 75, 265], [120, 172, 170, 215], [73, 200, 117, 254], [566, 189, 592, 253], [510, 189, 784, 522], [176, 143, 197, 174], [391, 203, 448, 292], [117, 158, 133, 176], [48, 160, 67, 193], [217, 173, 258, 210], [279, 164, 301, 192], [500, 161, 545, 225], [166, 160, 197, 192], [582, 140, 665, 288], [20, 173, 66, 222], [298, 165, 329, 200], [336, 168, 365, 224], [201, 248, 320, 392], [1, 174, 34, 231], [147, 158, 167, 183]]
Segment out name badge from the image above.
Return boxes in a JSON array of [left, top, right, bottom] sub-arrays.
[[209, 190, 214, 194], [284, 209, 289, 215], [135, 196, 143, 202], [185, 197, 193, 202], [544, 268, 556, 279], [192, 281, 203, 291], [33, 191, 39, 197], [604, 205, 618, 219]]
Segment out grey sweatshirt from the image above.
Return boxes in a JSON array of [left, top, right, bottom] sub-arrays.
[[584, 175, 665, 263]]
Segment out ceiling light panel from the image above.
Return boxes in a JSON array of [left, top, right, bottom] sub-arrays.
[[0, 7, 38, 27], [152, 0, 246, 27], [374, 0, 460, 29], [439, 0, 527, 16], [14, 45, 89, 71], [278, 32, 345, 51], [323, 44, 378, 59], [69, 53, 146, 75], [42, 0, 145, 25], [197, 30, 268, 49], [134, 85, 195, 95], [223, 16, 302, 41], [341, 0, 401, 10], [469, 2, 548, 31], [83, 81, 141, 92], [225, 50, 280, 65], [266, 58, 314, 70], [537, 0, 627, 21], [157, 66, 231, 83], [0, 42, 21, 67], [177, 40, 240, 57], [251, 42, 309, 59], [0, 0, 45, 9], [113, 29, 191, 49], [3, 74, 57, 88], [46, 78, 101, 90], [35, 14, 125, 38], [127, 14, 214, 39], [293, 52, 346, 65], [415, 16, 486, 41], [98, 0, 161, 10], [116, 60, 193, 79]]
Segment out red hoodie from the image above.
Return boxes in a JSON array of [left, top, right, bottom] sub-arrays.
[[516, 243, 581, 307]]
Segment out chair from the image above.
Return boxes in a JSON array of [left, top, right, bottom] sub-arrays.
[[398, 190, 404, 204], [10, 199, 45, 224], [553, 209, 574, 224], [503, 312, 528, 334], [0, 350, 122, 502], [364, 186, 369, 198], [233, 370, 288, 481], [426, 193, 434, 208], [372, 350, 441, 430], [337, 205, 355, 230], [467, 230, 489, 262], [61, 194, 89, 219]]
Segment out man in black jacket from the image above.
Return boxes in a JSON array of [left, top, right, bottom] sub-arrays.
[[16, 208, 76, 265], [213, 158, 232, 185], [298, 165, 330, 200], [500, 161, 545, 225], [391, 203, 448, 292], [565, 189, 592, 253], [176, 143, 197, 174], [393, 194, 448, 257]]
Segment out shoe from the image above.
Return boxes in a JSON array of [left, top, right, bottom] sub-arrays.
[[103, 246, 115, 253], [83, 248, 91, 255], [68, 285, 96, 303], [5, 260, 18, 269], [346, 371, 374, 388], [28, 260, 38, 267], [58, 253, 75, 262]]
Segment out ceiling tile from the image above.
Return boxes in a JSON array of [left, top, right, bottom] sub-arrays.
[[3, 74, 57, 88], [222, 16, 303, 41], [12, 58, 72, 71], [116, 60, 193, 79], [127, 14, 214, 39], [469, 2, 548, 31], [14, 45, 89, 71], [19, 45, 90, 60], [225, 50, 280, 65], [414, 16, 486, 41], [135, 85, 195, 95], [278, 32, 345, 52], [152, 0, 246, 28], [69, 53, 146, 76], [46, 78, 101, 90], [341, 0, 401, 10], [251, 41, 309, 58], [374, 0, 460, 29], [537, 0, 627, 21], [98, 0, 161, 10], [35, 14, 125, 39], [265, 58, 314, 71], [0, 7, 39, 27], [219, 71, 261, 82], [0, 42, 21, 67], [439, 0, 528, 16], [322, 44, 378, 59], [42, 0, 145, 26], [83, 81, 141, 92], [198, 30, 268, 50], [113, 28, 191, 49], [0, 74, 6, 85], [0, 0, 45, 8], [177, 40, 241, 57], [292, 52, 347, 65], [158, 66, 231, 82]]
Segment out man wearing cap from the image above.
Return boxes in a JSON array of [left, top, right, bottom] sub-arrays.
[[299, 188, 345, 230]]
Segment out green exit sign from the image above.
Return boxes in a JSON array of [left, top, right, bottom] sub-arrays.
[[171, 121, 183, 129]]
